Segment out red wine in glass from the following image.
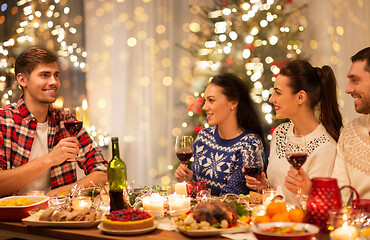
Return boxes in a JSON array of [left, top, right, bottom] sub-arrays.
[[286, 152, 307, 170], [243, 165, 263, 178], [175, 136, 194, 165], [65, 121, 83, 136], [176, 152, 193, 163]]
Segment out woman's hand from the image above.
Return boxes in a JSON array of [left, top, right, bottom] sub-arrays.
[[285, 166, 311, 195], [174, 164, 193, 182], [244, 171, 268, 191]]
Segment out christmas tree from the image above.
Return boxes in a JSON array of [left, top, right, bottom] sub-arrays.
[[182, 0, 307, 141]]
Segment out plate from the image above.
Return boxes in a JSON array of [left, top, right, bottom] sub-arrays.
[[177, 225, 250, 237], [251, 222, 319, 240], [98, 223, 157, 235], [0, 196, 49, 221], [22, 215, 100, 228]]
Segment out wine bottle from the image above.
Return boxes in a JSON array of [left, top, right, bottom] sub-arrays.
[[108, 137, 129, 211]]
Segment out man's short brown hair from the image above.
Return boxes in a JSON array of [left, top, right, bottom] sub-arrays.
[[15, 47, 58, 77], [351, 47, 370, 72]]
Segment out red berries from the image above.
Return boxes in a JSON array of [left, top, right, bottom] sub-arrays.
[[106, 209, 151, 222]]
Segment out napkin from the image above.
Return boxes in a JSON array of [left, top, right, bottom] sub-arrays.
[[155, 218, 177, 231], [221, 233, 257, 240]]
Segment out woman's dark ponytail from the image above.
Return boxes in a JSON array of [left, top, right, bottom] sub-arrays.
[[280, 60, 343, 142], [317, 66, 343, 141]]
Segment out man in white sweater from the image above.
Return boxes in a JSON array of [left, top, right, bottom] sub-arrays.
[[332, 47, 370, 201], [285, 47, 370, 201]]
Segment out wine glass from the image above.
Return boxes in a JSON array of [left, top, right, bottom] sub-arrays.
[[63, 106, 83, 161], [285, 135, 308, 197], [242, 149, 264, 192], [175, 136, 194, 164]]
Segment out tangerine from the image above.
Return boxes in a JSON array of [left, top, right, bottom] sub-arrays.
[[266, 202, 287, 218], [288, 208, 305, 222], [271, 212, 290, 222], [254, 214, 271, 223]]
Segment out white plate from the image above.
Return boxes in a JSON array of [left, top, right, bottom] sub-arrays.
[[98, 223, 157, 235], [177, 225, 250, 237], [22, 215, 100, 228]]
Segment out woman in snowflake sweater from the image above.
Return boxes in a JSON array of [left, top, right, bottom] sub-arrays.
[[245, 60, 343, 204], [175, 73, 265, 196]]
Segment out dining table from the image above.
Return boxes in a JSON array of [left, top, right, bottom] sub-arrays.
[[0, 221, 231, 240]]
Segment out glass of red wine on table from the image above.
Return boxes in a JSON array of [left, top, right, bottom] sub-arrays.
[[63, 106, 83, 161], [285, 135, 308, 198], [242, 149, 264, 193], [175, 135, 194, 180]]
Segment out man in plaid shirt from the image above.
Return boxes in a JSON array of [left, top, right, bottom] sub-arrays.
[[0, 47, 108, 197]]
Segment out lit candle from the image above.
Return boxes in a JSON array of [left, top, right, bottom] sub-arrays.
[[142, 193, 164, 217], [72, 196, 92, 211], [168, 193, 191, 216], [175, 182, 188, 196], [330, 219, 358, 240]]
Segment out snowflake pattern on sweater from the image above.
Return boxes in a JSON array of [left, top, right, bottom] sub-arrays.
[[191, 126, 265, 196]]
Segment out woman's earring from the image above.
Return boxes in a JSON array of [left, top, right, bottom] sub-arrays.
[[230, 107, 234, 111]]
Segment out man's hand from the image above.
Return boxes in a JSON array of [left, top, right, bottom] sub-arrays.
[[174, 164, 193, 182], [47, 137, 79, 166]]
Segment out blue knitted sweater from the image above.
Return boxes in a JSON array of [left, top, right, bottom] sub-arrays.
[[191, 126, 265, 196]]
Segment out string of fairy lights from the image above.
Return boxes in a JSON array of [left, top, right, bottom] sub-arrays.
[[0, 0, 109, 147], [182, 0, 306, 141]]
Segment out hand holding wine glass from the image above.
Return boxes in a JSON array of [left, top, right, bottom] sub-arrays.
[[242, 149, 264, 192], [285, 135, 308, 197], [174, 136, 194, 182], [175, 136, 194, 164], [63, 106, 83, 161]]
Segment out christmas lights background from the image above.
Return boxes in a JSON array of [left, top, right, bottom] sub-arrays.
[[0, 0, 369, 188]]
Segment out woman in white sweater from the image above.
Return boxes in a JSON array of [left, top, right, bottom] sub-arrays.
[[245, 60, 343, 204]]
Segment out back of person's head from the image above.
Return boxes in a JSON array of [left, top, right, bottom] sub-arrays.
[[280, 60, 343, 142], [15, 47, 58, 77], [210, 73, 265, 142], [351, 47, 370, 72]]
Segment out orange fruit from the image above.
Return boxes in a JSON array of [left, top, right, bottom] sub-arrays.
[[271, 212, 290, 222], [288, 208, 305, 222], [266, 202, 287, 218], [254, 215, 271, 223]]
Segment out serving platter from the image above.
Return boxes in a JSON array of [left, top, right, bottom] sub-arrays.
[[22, 215, 100, 228], [176, 225, 250, 237], [98, 224, 157, 235]]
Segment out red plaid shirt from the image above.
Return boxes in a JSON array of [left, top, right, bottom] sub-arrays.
[[0, 98, 108, 190]]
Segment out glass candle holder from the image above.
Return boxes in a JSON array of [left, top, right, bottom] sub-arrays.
[[72, 196, 92, 210], [142, 193, 165, 217], [329, 208, 359, 240], [262, 189, 277, 205]]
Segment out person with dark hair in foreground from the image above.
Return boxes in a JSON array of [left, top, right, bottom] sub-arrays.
[[246, 60, 343, 204], [175, 73, 265, 196], [0, 47, 108, 197]]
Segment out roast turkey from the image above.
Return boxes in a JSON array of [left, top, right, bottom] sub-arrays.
[[193, 201, 237, 225]]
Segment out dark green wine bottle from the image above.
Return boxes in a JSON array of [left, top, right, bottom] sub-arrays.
[[108, 137, 129, 211]]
